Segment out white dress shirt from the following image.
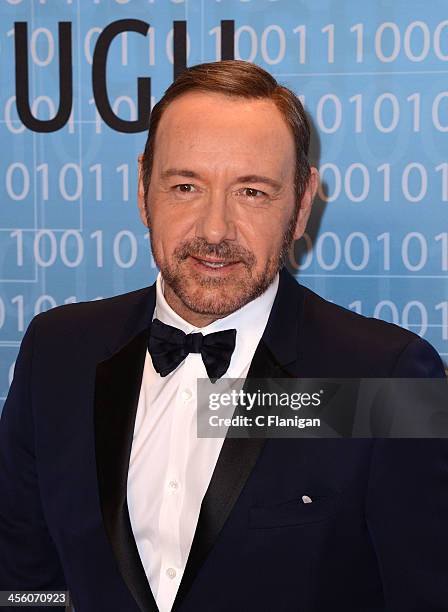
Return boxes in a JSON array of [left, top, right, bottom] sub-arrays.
[[127, 272, 279, 612]]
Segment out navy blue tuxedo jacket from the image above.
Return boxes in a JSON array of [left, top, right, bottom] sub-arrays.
[[0, 267, 447, 611]]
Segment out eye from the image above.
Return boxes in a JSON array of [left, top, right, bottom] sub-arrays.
[[240, 187, 267, 199], [173, 183, 196, 194]]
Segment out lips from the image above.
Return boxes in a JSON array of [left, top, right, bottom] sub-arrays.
[[199, 261, 227, 268], [191, 256, 238, 268], [188, 255, 241, 272]]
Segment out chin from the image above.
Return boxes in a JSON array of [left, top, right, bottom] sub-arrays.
[[177, 271, 277, 317], [178, 282, 249, 317]]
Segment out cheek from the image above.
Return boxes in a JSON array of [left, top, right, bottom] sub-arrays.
[[150, 213, 193, 258], [150, 194, 198, 228], [241, 215, 287, 253]]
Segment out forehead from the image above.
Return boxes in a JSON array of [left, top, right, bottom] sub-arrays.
[[153, 91, 296, 177]]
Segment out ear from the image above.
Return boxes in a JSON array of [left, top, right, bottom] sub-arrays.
[[137, 154, 149, 228], [293, 166, 319, 240]]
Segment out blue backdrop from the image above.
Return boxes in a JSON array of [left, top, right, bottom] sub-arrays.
[[1, 0, 448, 412]]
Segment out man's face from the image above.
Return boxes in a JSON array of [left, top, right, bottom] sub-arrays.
[[138, 91, 317, 325]]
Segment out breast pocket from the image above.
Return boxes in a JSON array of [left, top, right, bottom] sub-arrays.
[[248, 491, 340, 529]]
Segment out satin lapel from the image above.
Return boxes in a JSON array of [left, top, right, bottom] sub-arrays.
[[172, 268, 304, 610], [94, 328, 159, 612]]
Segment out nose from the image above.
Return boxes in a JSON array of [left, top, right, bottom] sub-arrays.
[[195, 189, 236, 244]]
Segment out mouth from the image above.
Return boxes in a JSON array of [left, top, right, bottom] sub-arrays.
[[189, 255, 241, 272]]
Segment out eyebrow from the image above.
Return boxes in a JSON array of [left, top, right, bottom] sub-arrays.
[[161, 168, 198, 180], [160, 168, 283, 191]]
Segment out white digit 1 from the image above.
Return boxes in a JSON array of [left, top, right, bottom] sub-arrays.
[[10, 230, 24, 266], [435, 302, 448, 340], [406, 93, 420, 132], [89, 164, 102, 201], [321, 24, 335, 64], [350, 23, 363, 63], [436, 163, 448, 201], [293, 25, 306, 64]]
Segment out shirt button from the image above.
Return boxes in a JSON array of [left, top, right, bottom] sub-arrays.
[[168, 480, 179, 491], [181, 389, 192, 402], [166, 567, 177, 579]]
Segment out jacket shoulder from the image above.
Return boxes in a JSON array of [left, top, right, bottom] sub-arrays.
[[298, 283, 442, 376], [301, 284, 415, 343], [30, 286, 152, 349]]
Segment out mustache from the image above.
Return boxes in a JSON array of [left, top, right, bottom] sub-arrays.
[[174, 237, 256, 266]]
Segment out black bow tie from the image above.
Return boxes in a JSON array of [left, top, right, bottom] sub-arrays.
[[148, 318, 237, 382]]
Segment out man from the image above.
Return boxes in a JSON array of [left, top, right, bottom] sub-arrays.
[[0, 60, 447, 612]]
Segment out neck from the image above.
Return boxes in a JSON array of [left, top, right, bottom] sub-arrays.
[[163, 283, 226, 328]]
